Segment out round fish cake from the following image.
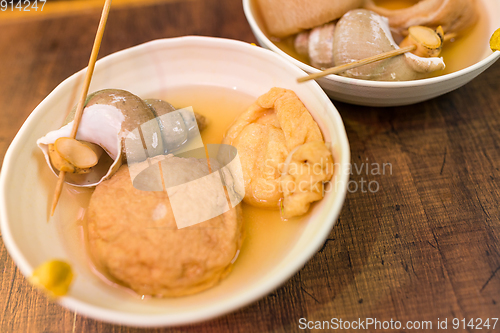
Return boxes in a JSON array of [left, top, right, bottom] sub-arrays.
[[87, 158, 244, 297]]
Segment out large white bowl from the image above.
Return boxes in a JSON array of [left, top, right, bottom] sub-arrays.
[[243, 0, 500, 107], [0, 37, 350, 327]]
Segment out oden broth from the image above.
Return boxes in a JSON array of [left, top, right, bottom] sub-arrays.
[[58, 85, 308, 297]]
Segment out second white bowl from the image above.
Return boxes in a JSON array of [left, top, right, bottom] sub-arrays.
[[243, 0, 500, 107]]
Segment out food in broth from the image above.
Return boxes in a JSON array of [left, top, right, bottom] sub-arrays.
[[256, 0, 480, 80], [36, 87, 335, 297], [87, 157, 244, 297], [223, 88, 334, 218]]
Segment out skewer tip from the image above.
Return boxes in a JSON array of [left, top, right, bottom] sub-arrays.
[[50, 171, 66, 216]]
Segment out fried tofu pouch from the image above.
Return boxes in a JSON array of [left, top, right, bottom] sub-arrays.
[[281, 141, 334, 218], [223, 88, 334, 218]]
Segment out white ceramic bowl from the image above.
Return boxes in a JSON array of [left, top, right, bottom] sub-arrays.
[[243, 0, 500, 107], [0, 37, 350, 327]]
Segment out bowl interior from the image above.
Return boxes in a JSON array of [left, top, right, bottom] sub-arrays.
[[0, 37, 350, 326]]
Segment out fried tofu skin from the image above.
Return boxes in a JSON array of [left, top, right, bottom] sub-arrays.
[[281, 141, 334, 218], [223, 88, 333, 217]]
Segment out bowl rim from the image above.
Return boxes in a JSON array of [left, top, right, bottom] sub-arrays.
[[0, 36, 351, 327], [242, 0, 500, 88]]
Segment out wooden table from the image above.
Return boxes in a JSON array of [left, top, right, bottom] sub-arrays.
[[1, 0, 499, 332]]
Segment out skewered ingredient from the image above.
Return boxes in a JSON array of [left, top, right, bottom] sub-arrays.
[[294, 17, 445, 77], [50, 0, 112, 215], [38, 89, 208, 187], [49, 138, 103, 174], [48, 143, 84, 174], [332, 9, 445, 81], [399, 25, 444, 58], [38, 89, 159, 187]]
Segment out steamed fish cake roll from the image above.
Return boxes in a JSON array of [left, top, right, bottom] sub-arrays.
[[87, 159, 244, 297], [37, 89, 163, 187], [223, 88, 334, 217]]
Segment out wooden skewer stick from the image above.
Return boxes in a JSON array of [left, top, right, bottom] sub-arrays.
[[443, 32, 458, 43], [50, 0, 113, 216], [297, 45, 416, 83]]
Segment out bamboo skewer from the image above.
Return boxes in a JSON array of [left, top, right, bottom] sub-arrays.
[[50, 0, 113, 216], [297, 45, 416, 83]]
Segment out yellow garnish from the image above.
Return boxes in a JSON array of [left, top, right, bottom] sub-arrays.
[[30, 260, 74, 297], [491, 28, 500, 52]]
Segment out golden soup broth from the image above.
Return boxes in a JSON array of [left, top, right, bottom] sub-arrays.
[[372, 0, 420, 10], [260, 0, 490, 77], [62, 85, 308, 296]]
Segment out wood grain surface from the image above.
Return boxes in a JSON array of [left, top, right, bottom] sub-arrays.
[[1, 0, 499, 332]]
